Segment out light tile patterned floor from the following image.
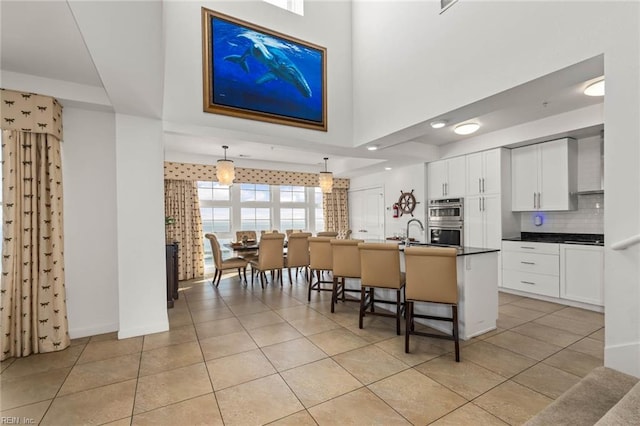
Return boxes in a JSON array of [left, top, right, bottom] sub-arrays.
[[0, 273, 605, 425]]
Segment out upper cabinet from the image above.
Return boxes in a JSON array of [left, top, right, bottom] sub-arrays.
[[466, 149, 501, 196], [511, 138, 578, 211], [427, 156, 465, 199]]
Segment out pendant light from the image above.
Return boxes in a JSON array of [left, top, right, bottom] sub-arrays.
[[216, 145, 235, 186], [318, 157, 333, 193]]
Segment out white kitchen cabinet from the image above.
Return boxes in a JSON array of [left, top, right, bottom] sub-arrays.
[[466, 149, 501, 196], [465, 193, 501, 249], [501, 241, 560, 297], [560, 244, 604, 306], [511, 138, 577, 211], [427, 156, 465, 199]]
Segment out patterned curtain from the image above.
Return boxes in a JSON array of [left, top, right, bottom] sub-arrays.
[[323, 188, 349, 233], [1, 130, 70, 361], [164, 180, 205, 280]]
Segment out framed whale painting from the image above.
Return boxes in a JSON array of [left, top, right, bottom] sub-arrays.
[[202, 8, 327, 131]]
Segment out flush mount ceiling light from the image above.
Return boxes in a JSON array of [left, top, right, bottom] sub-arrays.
[[454, 122, 480, 135], [318, 157, 333, 193], [367, 145, 378, 151], [430, 120, 447, 129], [385, 167, 392, 171], [584, 79, 605, 96], [216, 145, 235, 186]]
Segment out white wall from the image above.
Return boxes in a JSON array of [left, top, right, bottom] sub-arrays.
[[352, 1, 640, 376], [115, 114, 168, 339], [63, 107, 119, 338], [162, 0, 353, 150], [350, 163, 427, 242]]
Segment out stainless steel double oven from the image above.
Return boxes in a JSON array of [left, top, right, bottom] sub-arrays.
[[427, 198, 464, 247]]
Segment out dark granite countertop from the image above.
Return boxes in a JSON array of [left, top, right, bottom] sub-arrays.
[[400, 243, 500, 256], [503, 232, 604, 246]]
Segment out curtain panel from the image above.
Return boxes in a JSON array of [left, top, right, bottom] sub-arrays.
[[323, 188, 349, 234], [164, 161, 350, 189], [1, 130, 70, 361], [164, 180, 205, 280]]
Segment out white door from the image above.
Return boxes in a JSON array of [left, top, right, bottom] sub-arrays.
[[466, 152, 484, 196], [464, 195, 484, 248], [349, 187, 385, 241], [482, 193, 502, 249], [482, 149, 502, 194], [427, 161, 447, 199], [540, 139, 570, 210]]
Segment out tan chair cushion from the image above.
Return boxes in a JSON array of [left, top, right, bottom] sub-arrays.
[[331, 239, 364, 278], [358, 242, 404, 289], [309, 237, 332, 270], [404, 246, 458, 304], [286, 232, 312, 268]]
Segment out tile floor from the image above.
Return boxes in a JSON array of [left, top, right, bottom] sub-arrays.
[[0, 272, 605, 425]]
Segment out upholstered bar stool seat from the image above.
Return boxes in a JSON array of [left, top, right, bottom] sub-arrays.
[[358, 242, 406, 335], [330, 238, 364, 313], [205, 233, 248, 287], [250, 233, 285, 289], [308, 237, 334, 301], [284, 232, 312, 283], [404, 246, 460, 362]]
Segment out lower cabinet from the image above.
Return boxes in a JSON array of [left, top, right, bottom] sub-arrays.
[[502, 241, 560, 297], [560, 244, 604, 306], [501, 240, 604, 308]]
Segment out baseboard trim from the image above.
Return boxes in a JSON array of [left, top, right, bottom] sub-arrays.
[[118, 320, 169, 340], [69, 322, 119, 339], [605, 340, 640, 378]]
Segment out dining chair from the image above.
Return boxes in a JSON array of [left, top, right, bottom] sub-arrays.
[[358, 242, 405, 335], [250, 232, 285, 288], [285, 229, 303, 240], [285, 232, 312, 283], [330, 238, 364, 313], [308, 236, 334, 301], [235, 230, 258, 261], [205, 233, 248, 287], [404, 246, 460, 361], [337, 229, 353, 239], [317, 231, 339, 238]]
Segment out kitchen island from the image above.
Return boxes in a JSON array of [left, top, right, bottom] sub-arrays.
[[397, 244, 500, 340]]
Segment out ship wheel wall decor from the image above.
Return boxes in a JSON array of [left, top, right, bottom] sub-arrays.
[[398, 189, 419, 216]]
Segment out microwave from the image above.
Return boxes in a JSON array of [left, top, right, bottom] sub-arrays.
[[428, 198, 464, 222]]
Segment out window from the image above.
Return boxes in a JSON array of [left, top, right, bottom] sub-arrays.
[[280, 185, 306, 203], [280, 208, 306, 231], [241, 208, 271, 231], [263, 0, 303, 16], [196, 181, 324, 272], [240, 183, 270, 202]]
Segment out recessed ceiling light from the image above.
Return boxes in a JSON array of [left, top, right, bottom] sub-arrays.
[[454, 122, 480, 135], [385, 167, 392, 171], [430, 120, 447, 129], [584, 79, 605, 96], [367, 145, 378, 151]]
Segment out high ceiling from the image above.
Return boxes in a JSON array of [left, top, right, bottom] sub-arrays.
[[1, 1, 604, 177]]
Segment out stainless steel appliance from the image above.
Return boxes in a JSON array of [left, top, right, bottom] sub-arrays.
[[428, 198, 464, 222], [427, 198, 464, 247]]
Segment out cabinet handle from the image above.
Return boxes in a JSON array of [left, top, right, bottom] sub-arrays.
[[479, 198, 482, 211], [482, 178, 485, 193], [533, 193, 536, 209], [445, 182, 448, 196], [482, 197, 485, 211], [442, 183, 445, 197], [537, 192, 541, 209], [521, 261, 535, 265], [520, 281, 536, 285], [520, 246, 536, 249], [479, 178, 482, 193]]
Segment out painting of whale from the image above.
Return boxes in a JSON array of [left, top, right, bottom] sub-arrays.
[[202, 8, 326, 131]]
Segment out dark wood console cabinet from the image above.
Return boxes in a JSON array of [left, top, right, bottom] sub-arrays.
[[166, 242, 179, 308]]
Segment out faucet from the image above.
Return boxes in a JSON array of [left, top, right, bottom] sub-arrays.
[[405, 218, 424, 246]]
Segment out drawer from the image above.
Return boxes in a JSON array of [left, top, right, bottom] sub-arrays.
[[502, 240, 559, 255], [502, 251, 559, 276], [502, 269, 560, 297]]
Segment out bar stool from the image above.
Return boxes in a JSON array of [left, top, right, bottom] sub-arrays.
[[404, 246, 460, 362], [357, 242, 405, 335], [330, 239, 364, 313], [308, 236, 333, 301]]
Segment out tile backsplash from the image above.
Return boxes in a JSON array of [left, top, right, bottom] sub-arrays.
[[520, 193, 604, 234]]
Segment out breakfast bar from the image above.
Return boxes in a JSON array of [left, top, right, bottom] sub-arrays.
[[398, 245, 500, 340]]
